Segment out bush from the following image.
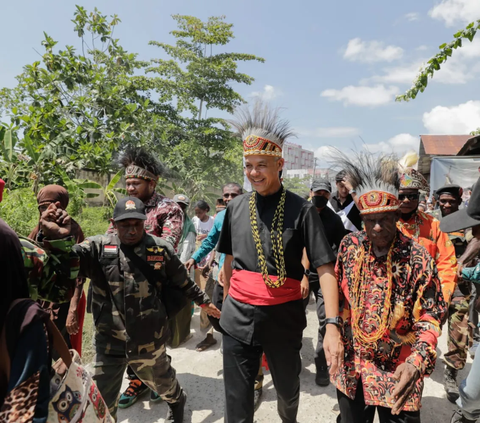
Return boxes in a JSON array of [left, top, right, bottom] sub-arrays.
[[74, 206, 111, 238], [0, 188, 39, 236], [0, 187, 110, 238]]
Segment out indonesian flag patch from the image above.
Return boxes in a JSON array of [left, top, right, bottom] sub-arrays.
[[103, 245, 118, 256]]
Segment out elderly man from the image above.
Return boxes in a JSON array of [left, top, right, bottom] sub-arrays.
[[218, 103, 341, 423], [334, 155, 446, 423]]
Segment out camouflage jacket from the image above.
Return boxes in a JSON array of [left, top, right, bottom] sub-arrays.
[[73, 232, 210, 356], [19, 236, 80, 304], [107, 192, 184, 251]]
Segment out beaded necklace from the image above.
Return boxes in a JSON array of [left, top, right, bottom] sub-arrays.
[[351, 237, 395, 346], [249, 188, 287, 288]]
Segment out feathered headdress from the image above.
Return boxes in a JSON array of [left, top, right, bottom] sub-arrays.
[[230, 101, 295, 157], [398, 151, 429, 192], [331, 150, 401, 215], [120, 146, 165, 181]]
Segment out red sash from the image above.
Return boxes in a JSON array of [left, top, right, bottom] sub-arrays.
[[229, 269, 302, 306]]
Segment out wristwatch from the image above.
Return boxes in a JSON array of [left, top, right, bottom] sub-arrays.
[[325, 316, 343, 329], [349, 189, 356, 195], [304, 269, 311, 277]]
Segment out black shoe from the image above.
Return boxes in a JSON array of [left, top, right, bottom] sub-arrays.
[[315, 367, 330, 387], [450, 409, 477, 423], [253, 387, 263, 412], [165, 391, 187, 423], [445, 366, 460, 403]]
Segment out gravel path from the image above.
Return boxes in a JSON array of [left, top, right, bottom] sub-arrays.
[[117, 303, 468, 423]]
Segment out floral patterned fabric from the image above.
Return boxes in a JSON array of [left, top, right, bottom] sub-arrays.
[[398, 210, 457, 303], [334, 230, 447, 411]]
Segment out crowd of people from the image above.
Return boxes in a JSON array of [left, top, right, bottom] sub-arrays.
[[1, 103, 480, 423]]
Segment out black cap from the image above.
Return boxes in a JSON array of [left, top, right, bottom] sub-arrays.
[[440, 177, 480, 233], [311, 178, 332, 193], [436, 184, 463, 199], [113, 197, 147, 222]]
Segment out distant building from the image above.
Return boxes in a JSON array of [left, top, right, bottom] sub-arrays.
[[285, 168, 333, 180], [283, 142, 314, 171]]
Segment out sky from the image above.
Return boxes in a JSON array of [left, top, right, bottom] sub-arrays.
[[1, 0, 480, 166]]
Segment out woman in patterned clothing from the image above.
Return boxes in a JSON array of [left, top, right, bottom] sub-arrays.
[[333, 154, 447, 423]]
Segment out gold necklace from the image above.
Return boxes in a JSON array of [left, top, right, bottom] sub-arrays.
[[351, 238, 395, 345], [249, 188, 287, 288]]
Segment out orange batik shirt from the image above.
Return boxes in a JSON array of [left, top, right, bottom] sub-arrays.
[[398, 210, 457, 303]]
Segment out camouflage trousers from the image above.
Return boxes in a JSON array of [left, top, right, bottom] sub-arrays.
[[445, 295, 474, 370], [93, 344, 182, 420]]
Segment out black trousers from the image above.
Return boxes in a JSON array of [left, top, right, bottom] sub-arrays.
[[302, 281, 327, 373], [223, 333, 302, 423], [337, 381, 421, 423]]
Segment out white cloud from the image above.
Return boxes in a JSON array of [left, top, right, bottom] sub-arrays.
[[416, 45, 429, 51], [370, 62, 423, 84], [405, 12, 420, 22], [250, 85, 282, 101], [343, 38, 404, 63], [364, 134, 420, 154], [371, 38, 480, 85], [297, 127, 360, 138], [321, 85, 399, 107], [429, 0, 480, 27], [423, 100, 480, 133]]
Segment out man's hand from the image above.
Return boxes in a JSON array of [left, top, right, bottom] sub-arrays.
[[196, 234, 207, 242], [218, 268, 225, 286], [301, 277, 309, 299], [66, 309, 79, 335], [185, 258, 196, 271], [203, 303, 221, 319], [40, 202, 71, 239], [323, 325, 344, 376], [391, 363, 420, 415], [202, 263, 211, 278]]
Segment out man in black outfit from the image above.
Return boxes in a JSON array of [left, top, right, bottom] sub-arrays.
[[330, 170, 362, 232], [218, 103, 343, 423], [301, 178, 347, 387]]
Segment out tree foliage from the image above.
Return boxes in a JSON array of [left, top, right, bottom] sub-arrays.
[[0, 8, 263, 200], [283, 176, 311, 197], [396, 20, 480, 102]]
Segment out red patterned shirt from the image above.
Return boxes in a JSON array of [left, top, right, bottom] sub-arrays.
[[334, 230, 446, 411]]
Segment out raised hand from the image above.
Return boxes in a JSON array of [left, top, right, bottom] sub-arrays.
[[40, 202, 72, 239]]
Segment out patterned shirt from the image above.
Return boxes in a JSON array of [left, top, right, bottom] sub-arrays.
[[398, 210, 457, 303], [335, 230, 446, 411]]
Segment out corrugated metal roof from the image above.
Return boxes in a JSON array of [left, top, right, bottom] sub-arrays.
[[420, 135, 472, 155]]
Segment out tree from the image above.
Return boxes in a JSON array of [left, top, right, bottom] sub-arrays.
[[0, 9, 263, 198], [146, 15, 265, 198], [283, 176, 311, 197], [396, 20, 480, 103]]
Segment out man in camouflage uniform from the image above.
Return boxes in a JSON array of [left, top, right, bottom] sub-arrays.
[[436, 185, 475, 403], [114, 146, 186, 407], [74, 197, 220, 422]]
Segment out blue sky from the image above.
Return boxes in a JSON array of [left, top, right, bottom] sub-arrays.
[[2, 0, 480, 165]]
